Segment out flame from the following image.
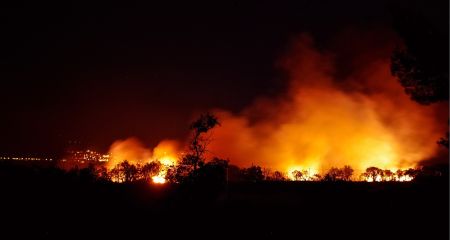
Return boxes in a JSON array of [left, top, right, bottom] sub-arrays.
[[206, 32, 446, 177], [108, 138, 180, 183], [287, 166, 319, 181], [152, 175, 166, 184], [362, 169, 414, 182], [151, 141, 178, 182], [107, 31, 447, 182], [397, 175, 413, 182]]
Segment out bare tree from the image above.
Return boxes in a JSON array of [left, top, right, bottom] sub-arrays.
[[181, 113, 220, 172]]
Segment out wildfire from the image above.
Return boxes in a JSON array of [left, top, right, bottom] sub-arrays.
[[151, 154, 177, 184], [287, 166, 320, 181], [152, 175, 166, 184], [361, 168, 415, 182], [106, 31, 446, 184], [108, 138, 180, 183], [205, 32, 446, 177], [363, 174, 413, 182]]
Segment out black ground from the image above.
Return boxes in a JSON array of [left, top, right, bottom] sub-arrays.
[[1, 163, 448, 240]]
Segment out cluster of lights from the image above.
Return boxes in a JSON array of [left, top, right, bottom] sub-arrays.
[[65, 150, 110, 163], [0, 156, 53, 161]]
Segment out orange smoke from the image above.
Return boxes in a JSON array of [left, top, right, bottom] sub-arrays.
[[107, 138, 152, 169], [206, 33, 446, 175], [107, 31, 446, 180], [107, 137, 180, 174]]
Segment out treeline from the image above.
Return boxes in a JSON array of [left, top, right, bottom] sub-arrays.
[[92, 160, 445, 184], [0, 158, 446, 186], [1, 113, 446, 185]]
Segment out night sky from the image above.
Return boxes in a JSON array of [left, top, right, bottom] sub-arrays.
[[0, 0, 446, 155]]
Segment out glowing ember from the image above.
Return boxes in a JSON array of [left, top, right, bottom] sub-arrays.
[[398, 175, 413, 182], [361, 168, 414, 182], [152, 175, 166, 184], [152, 156, 177, 184]]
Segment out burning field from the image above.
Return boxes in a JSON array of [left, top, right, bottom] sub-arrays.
[[105, 31, 447, 183]]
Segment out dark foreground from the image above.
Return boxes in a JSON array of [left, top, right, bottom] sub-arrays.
[[0, 165, 448, 240]]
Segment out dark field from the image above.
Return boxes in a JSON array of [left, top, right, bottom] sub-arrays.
[[1, 164, 448, 240]]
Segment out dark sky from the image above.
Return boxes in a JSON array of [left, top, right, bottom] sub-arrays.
[[0, 0, 446, 155]]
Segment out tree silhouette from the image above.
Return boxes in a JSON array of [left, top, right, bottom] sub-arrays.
[[405, 168, 419, 179], [79, 164, 96, 182], [363, 167, 383, 182], [141, 161, 161, 181], [181, 113, 220, 173], [110, 165, 123, 182], [242, 165, 264, 182], [262, 168, 273, 181], [271, 171, 286, 181], [323, 166, 353, 181], [195, 158, 229, 186], [324, 167, 342, 181], [391, 7, 448, 104], [391, 4, 449, 148], [313, 174, 322, 181], [119, 160, 138, 183], [292, 170, 303, 181], [341, 165, 354, 181], [395, 169, 405, 181], [227, 165, 244, 182], [383, 169, 394, 181]]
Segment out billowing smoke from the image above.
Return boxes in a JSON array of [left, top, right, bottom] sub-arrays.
[[205, 32, 446, 174], [107, 137, 180, 169], [107, 31, 446, 176]]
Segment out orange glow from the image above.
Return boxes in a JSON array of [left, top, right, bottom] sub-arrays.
[[152, 175, 166, 184], [205, 33, 446, 177], [108, 32, 446, 182], [287, 166, 319, 181], [107, 138, 152, 169], [108, 138, 180, 183], [361, 169, 414, 182]]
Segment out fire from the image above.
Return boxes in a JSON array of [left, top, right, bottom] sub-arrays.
[[151, 142, 178, 183], [361, 168, 414, 182], [107, 31, 446, 182], [152, 175, 166, 184], [205, 32, 446, 177], [107, 138, 152, 169], [287, 166, 319, 181], [398, 175, 414, 182], [108, 138, 180, 183]]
